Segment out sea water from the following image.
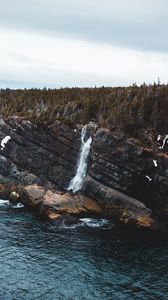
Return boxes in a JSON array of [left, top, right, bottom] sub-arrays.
[[0, 201, 168, 299]]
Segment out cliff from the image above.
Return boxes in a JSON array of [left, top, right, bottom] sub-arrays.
[[0, 115, 168, 233]]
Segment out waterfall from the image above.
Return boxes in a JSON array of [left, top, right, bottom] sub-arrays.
[[68, 125, 92, 193]]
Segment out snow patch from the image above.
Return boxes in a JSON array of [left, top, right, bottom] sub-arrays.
[[1, 136, 11, 150], [153, 159, 158, 167], [159, 134, 168, 149], [157, 135, 161, 141], [145, 175, 152, 182]]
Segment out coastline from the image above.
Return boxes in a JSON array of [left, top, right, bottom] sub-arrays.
[[0, 114, 167, 235]]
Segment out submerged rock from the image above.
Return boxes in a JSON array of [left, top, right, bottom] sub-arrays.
[[49, 214, 82, 227]]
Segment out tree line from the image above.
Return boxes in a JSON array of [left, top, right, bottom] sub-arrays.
[[0, 84, 167, 134]]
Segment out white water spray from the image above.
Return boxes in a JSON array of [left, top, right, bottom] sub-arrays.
[[68, 125, 92, 193]]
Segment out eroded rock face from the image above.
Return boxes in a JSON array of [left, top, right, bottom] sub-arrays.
[[82, 175, 154, 229], [89, 128, 168, 220], [0, 117, 168, 232], [0, 117, 81, 190]]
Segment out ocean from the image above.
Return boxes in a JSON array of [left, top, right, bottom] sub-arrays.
[[0, 200, 167, 300]]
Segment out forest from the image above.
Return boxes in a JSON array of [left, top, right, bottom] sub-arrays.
[[0, 83, 168, 135]]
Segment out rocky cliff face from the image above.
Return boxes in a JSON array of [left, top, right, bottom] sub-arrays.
[[89, 128, 168, 218], [0, 117, 81, 190], [0, 117, 168, 232]]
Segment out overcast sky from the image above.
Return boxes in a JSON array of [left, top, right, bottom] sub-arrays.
[[0, 0, 168, 88]]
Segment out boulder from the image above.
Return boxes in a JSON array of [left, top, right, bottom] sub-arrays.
[[20, 184, 103, 219], [42, 191, 79, 213], [9, 191, 20, 202], [40, 190, 103, 217], [82, 175, 154, 228], [21, 184, 45, 207]]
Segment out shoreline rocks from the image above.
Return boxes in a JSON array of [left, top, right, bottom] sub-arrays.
[[0, 117, 168, 233], [82, 175, 155, 229], [20, 184, 103, 220]]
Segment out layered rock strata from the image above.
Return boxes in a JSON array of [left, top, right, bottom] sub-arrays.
[[0, 117, 168, 232]]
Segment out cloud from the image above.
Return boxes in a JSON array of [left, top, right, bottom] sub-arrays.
[[0, 28, 168, 88], [0, 0, 168, 52], [0, 1, 167, 87]]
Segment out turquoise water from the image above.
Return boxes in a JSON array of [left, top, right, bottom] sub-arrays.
[[0, 201, 168, 300]]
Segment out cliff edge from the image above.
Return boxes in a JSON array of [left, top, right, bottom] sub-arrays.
[[0, 116, 168, 233]]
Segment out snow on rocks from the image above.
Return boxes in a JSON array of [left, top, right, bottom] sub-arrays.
[[145, 175, 152, 182], [159, 134, 168, 150], [1, 136, 11, 150], [153, 159, 158, 167]]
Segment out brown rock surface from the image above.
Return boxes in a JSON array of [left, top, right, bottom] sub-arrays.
[[40, 190, 102, 216], [82, 175, 154, 228], [20, 184, 103, 219], [21, 184, 45, 207]]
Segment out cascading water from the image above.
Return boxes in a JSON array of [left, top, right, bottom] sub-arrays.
[[68, 125, 92, 193]]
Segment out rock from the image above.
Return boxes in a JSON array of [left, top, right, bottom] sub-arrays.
[[89, 128, 168, 220], [21, 184, 45, 207], [9, 191, 20, 202], [82, 176, 154, 228], [50, 214, 82, 227], [20, 184, 103, 220], [40, 190, 102, 217], [120, 210, 155, 228], [0, 117, 168, 232], [75, 194, 103, 214], [0, 118, 81, 190], [46, 211, 61, 221], [42, 191, 79, 214], [0, 183, 19, 199]]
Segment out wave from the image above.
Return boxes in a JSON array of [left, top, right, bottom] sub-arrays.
[[11, 203, 24, 209], [79, 218, 110, 228], [0, 199, 10, 206], [0, 199, 24, 208], [54, 217, 112, 230]]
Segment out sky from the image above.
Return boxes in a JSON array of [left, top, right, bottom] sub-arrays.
[[0, 0, 168, 88]]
